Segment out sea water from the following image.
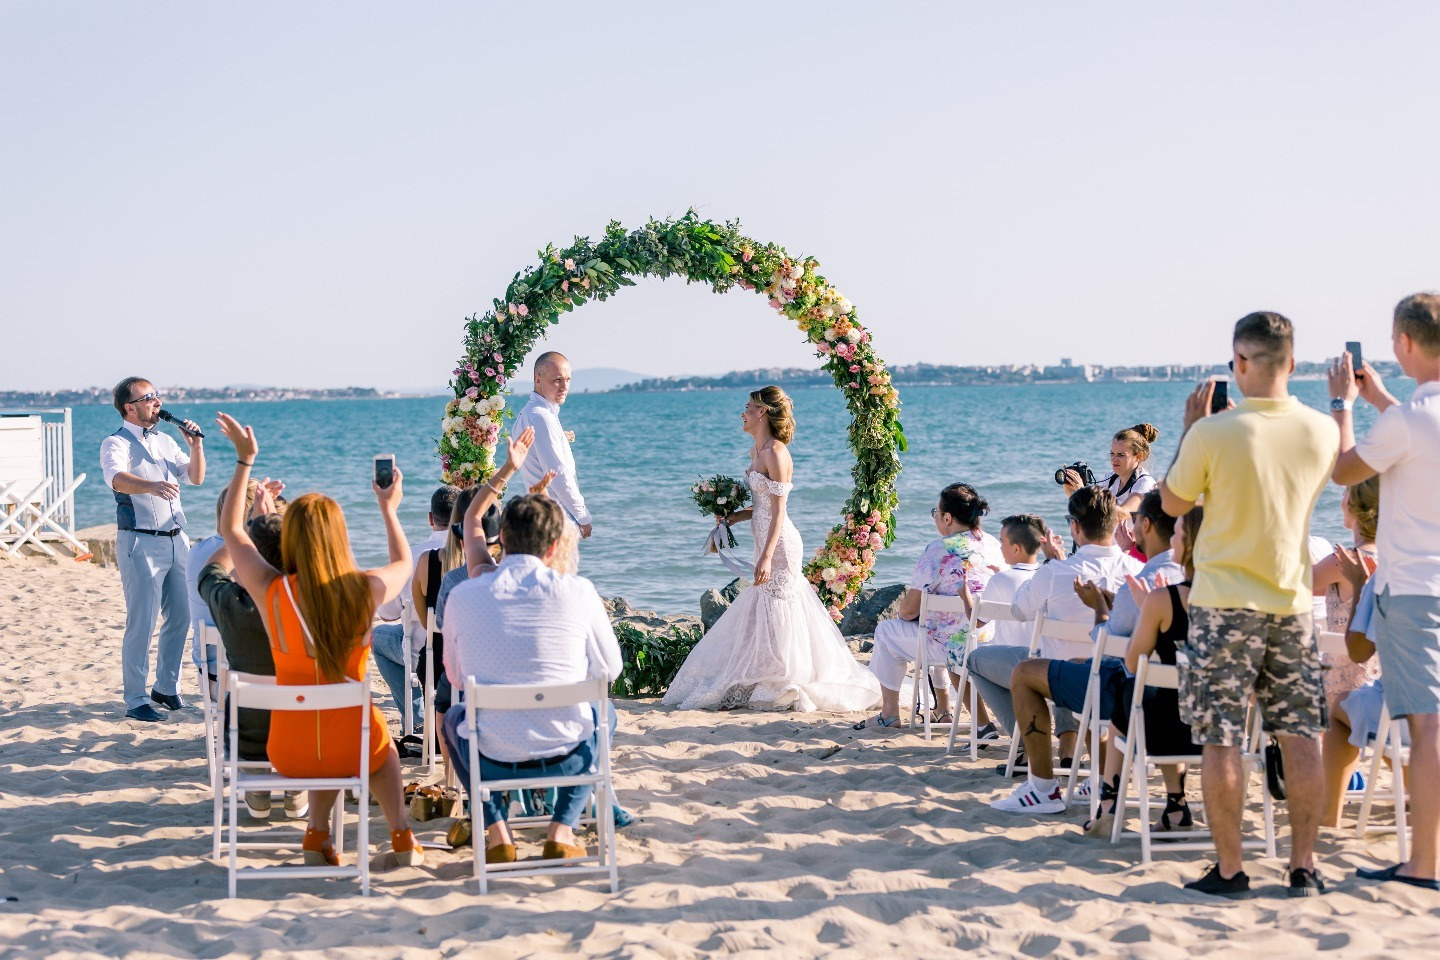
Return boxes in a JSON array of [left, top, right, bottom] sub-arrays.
[[68, 381, 1389, 613]]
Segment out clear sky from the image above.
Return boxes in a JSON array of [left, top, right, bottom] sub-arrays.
[[3, 2, 1438, 391]]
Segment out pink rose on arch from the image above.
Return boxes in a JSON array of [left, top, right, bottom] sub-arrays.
[[506, 303, 516, 315], [517, 304, 529, 317], [561, 280, 570, 292], [493, 352, 503, 362], [869, 533, 883, 549], [768, 298, 783, 310], [465, 386, 479, 399], [564, 258, 576, 270], [848, 381, 859, 389], [849, 364, 860, 373], [742, 250, 752, 262], [580, 277, 591, 289], [875, 521, 888, 535], [485, 367, 496, 377], [817, 342, 832, 354], [496, 376, 506, 387]]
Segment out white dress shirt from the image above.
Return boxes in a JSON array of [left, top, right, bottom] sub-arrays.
[[1356, 381, 1440, 596], [977, 562, 1040, 647], [443, 554, 622, 762], [99, 420, 194, 531], [511, 392, 591, 526], [1011, 544, 1142, 659]]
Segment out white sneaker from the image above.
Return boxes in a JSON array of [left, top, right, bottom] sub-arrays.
[[1074, 778, 1092, 801], [243, 791, 272, 820], [991, 778, 1067, 814]]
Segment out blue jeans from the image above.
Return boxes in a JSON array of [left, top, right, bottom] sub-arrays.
[[117, 530, 190, 708], [371, 624, 423, 731], [442, 705, 596, 828]]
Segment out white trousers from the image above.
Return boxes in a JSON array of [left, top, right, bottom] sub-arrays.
[[870, 618, 950, 693]]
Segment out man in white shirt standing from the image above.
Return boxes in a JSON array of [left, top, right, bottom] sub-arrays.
[[100, 377, 205, 722], [1330, 292, 1440, 891], [441, 494, 622, 865], [512, 352, 592, 544]]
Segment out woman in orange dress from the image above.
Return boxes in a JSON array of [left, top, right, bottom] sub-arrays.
[[215, 412, 422, 868]]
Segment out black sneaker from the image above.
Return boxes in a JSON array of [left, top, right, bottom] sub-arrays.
[[975, 722, 999, 743], [1184, 863, 1252, 899], [1288, 867, 1325, 898], [996, 751, 1026, 776]]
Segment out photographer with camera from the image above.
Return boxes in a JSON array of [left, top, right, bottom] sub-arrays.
[[1057, 423, 1160, 513]]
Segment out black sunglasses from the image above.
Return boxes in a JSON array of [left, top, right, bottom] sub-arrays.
[[127, 392, 159, 404]]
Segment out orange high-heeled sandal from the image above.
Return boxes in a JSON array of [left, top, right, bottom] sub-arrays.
[[302, 827, 340, 867], [392, 828, 425, 868]]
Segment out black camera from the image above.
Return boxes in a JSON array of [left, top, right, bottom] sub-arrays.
[[1054, 461, 1097, 486]]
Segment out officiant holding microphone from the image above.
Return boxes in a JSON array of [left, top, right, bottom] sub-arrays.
[[100, 377, 205, 721], [512, 352, 592, 559]]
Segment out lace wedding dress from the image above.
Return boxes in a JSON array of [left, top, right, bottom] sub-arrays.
[[663, 470, 881, 712]]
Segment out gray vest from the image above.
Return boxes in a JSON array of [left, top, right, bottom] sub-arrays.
[[110, 427, 188, 532]]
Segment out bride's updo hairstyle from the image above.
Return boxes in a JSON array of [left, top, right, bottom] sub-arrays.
[[749, 385, 795, 443], [939, 483, 989, 530]]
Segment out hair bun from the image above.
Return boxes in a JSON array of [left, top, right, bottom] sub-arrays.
[[1133, 423, 1160, 443]]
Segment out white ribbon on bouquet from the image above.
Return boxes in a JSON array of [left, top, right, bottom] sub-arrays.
[[702, 522, 752, 578]]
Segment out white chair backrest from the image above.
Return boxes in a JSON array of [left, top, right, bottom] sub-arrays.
[[1316, 630, 1348, 657], [468, 676, 609, 712], [1039, 618, 1095, 646], [0, 416, 45, 503], [920, 593, 970, 618], [1098, 626, 1131, 659], [231, 678, 368, 712], [974, 599, 1021, 623], [1134, 656, 1180, 691]]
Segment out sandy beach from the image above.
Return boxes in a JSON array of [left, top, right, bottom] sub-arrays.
[[1, 550, 1435, 960]]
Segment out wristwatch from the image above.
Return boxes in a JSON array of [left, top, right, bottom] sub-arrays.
[[1330, 397, 1353, 413]]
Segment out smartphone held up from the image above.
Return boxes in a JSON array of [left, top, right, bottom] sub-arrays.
[[1346, 341, 1364, 380], [1209, 378, 1229, 414], [373, 453, 396, 489]]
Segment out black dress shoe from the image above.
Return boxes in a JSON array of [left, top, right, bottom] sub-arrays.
[[150, 689, 184, 711], [126, 703, 166, 722]]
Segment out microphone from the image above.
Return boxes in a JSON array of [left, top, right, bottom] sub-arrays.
[[158, 409, 206, 439]]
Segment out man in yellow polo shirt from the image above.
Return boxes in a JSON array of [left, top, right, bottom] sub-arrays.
[[1161, 311, 1339, 900]]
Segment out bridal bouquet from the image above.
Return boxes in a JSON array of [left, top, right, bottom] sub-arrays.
[[691, 474, 750, 549]]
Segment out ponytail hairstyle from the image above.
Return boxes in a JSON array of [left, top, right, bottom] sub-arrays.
[[278, 493, 376, 683], [939, 483, 989, 530], [1346, 476, 1380, 542], [749, 385, 795, 444], [441, 485, 481, 576], [1114, 422, 1160, 464]]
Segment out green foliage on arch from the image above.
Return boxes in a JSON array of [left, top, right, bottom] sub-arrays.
[[440, 211, 905, 617]]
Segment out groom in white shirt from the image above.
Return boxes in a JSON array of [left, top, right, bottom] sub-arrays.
[[512, 352, 593, 540]]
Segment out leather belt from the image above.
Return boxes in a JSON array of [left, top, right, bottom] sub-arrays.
[[123, 528, 183, 538]]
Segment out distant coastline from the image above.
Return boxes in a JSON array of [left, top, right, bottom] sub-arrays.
[[2, 358, 1403, 408]]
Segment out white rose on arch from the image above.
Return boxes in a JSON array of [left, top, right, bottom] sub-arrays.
[[823, 328, 838, 342], [788, 263, 804, 280], [836, 298, 852, 315], [844, 327, 863, 343]]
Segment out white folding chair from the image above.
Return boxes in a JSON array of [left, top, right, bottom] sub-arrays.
[[1353, 697, 1410, 862], [463, 675, 619, 894], [946, 598, 1013, 760], [909, 592, 971, 742], [193, 620, 223, 806], [1003, 615, 1094, 778], [1065, 625, 1131, 810], [399, 615, 440, 779], [1110, 656, 1277, 863], [226, 677, 372, 897]]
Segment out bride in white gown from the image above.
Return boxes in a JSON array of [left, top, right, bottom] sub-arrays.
[[663, 386, 882, 712]]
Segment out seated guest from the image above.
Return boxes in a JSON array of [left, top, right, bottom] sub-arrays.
[[1014, 508, 1205, 825], [371, 484, 459, 741], [1312, 477, 1382, 704], [1321, 547, 1405, 827], [185, 479, 262, 683], [854, 483, 1002, 730], [214, 413, 423, 868], [441, 494, 622, 864], [968, 488, 1141, 772], [201, 507, 305, 820], [1086, 492, 1185, 643]]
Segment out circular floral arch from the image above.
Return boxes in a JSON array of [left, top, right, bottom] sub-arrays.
[[439, 211, 906, 618]]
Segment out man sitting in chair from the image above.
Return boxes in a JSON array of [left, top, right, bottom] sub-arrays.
[[441, 494, 622, 865]]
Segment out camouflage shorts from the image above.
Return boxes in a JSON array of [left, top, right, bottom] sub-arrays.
[[1177, 606, 1327, 747]]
